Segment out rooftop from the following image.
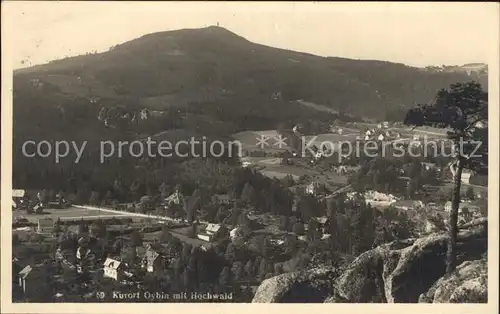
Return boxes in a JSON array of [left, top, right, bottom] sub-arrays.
[[103, 258, 122, 270]]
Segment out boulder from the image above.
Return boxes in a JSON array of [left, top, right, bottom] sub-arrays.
[[385, 219, 487, 302], [334, 239, 413, 302], [419, 258, 487, 303], [252, 267, 337, 303], [334, 219, 486, 303]]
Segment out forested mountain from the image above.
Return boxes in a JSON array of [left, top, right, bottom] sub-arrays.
[[14, 26, 487, 136]]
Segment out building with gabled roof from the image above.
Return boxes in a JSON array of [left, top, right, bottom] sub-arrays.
[[164, 191, 185, 208], [103, 258, 124, 281], [197, 223, 223, 242], [18, 264, 48, 298], [142, 248, 163, 273]]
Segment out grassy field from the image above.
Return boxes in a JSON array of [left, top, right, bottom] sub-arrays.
[[232, 130, 291, 154], [12, 206, 135, 223], [142, 225, 215, 248]]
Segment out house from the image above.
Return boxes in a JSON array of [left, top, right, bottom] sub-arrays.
[[37, 218, 53, 234], [18, 265, 47, 298], [377, 123, 382, 129], [140, 109, 149, 120], [12, 190, 27, 209], [229, 225, 251, 243], [197, 223, 223, 242], [377, 134, 385, 141], [421, 162, 438, 171], [413, 134, 421, 141], [383, 121, 389, 129], [365, 130, 373, 136], [212, 194, 232, 205], [271, 91, 282, 100], [103, 258, 124, 281], [321, 234, 332, 241], [363, 190, 399, 207], [163, 190, 185, 208], [315, 216, 330, 233], [298, 235, 307, 241], [306, 182, 318, 195], [142, 249, 163, 273], [393, 200, 424, 211], [13, 189, 26, 198], [461, 170, 472, 184]]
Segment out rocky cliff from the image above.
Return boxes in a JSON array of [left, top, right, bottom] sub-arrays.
[[252, 218, 487, 303]]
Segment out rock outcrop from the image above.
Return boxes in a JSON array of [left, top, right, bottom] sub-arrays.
[[251, 218, 487, 303], [252, 267, 338, 303], [335, 218, 486, 303], [419, 258, 487, 303]]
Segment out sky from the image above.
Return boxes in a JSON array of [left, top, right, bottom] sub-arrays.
[[3, 1, 499, 69]]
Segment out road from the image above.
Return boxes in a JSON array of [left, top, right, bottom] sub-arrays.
[[73, 205, 212, 225]]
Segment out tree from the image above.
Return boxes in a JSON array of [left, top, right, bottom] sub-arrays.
[[159, 227, 172, 243], [231, 261, 244, 282], [89, 191, 100, 205], [219, 267, 231, 287], [240, 183, 256, 205], [53, 218, 63, 237], [244, 260, 254, 279], [307, 219, 321, 241], [406, 179, 418, 199], [90, 220, 106, 238], [279, 215, 289, 231], [78, 221, 89, 235], [225, 243, 237, 264], [188, 223, 197, 239], [130, 230, 142, 247], [292, 222, 305, 236], [404, 82, 487, 274], [258, 258, 268, 281], [465, 186, 475, 200]]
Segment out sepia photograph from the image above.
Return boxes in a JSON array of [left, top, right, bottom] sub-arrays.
[[1, 1, 498, 312]]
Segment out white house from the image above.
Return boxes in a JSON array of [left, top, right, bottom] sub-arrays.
[[13, 189, 26, 198], [140, 109, 149, 120], [197, 223, 222, 242], [364, 190, 399, 207], [229, 226, 251, 243], [377, 134, 385, 141], [18, 265, 45, 297], [103, 258, 124, 281], [474, 121, 486, 129], [377, 123, 382, 129], [421, 162, 438, 171], [306, 181, 321, 195]]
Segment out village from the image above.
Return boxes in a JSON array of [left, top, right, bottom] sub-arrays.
[[11, 117, 488, 302]]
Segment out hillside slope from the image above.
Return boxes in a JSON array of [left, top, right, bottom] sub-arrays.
[[13, 26, 487, 141]]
